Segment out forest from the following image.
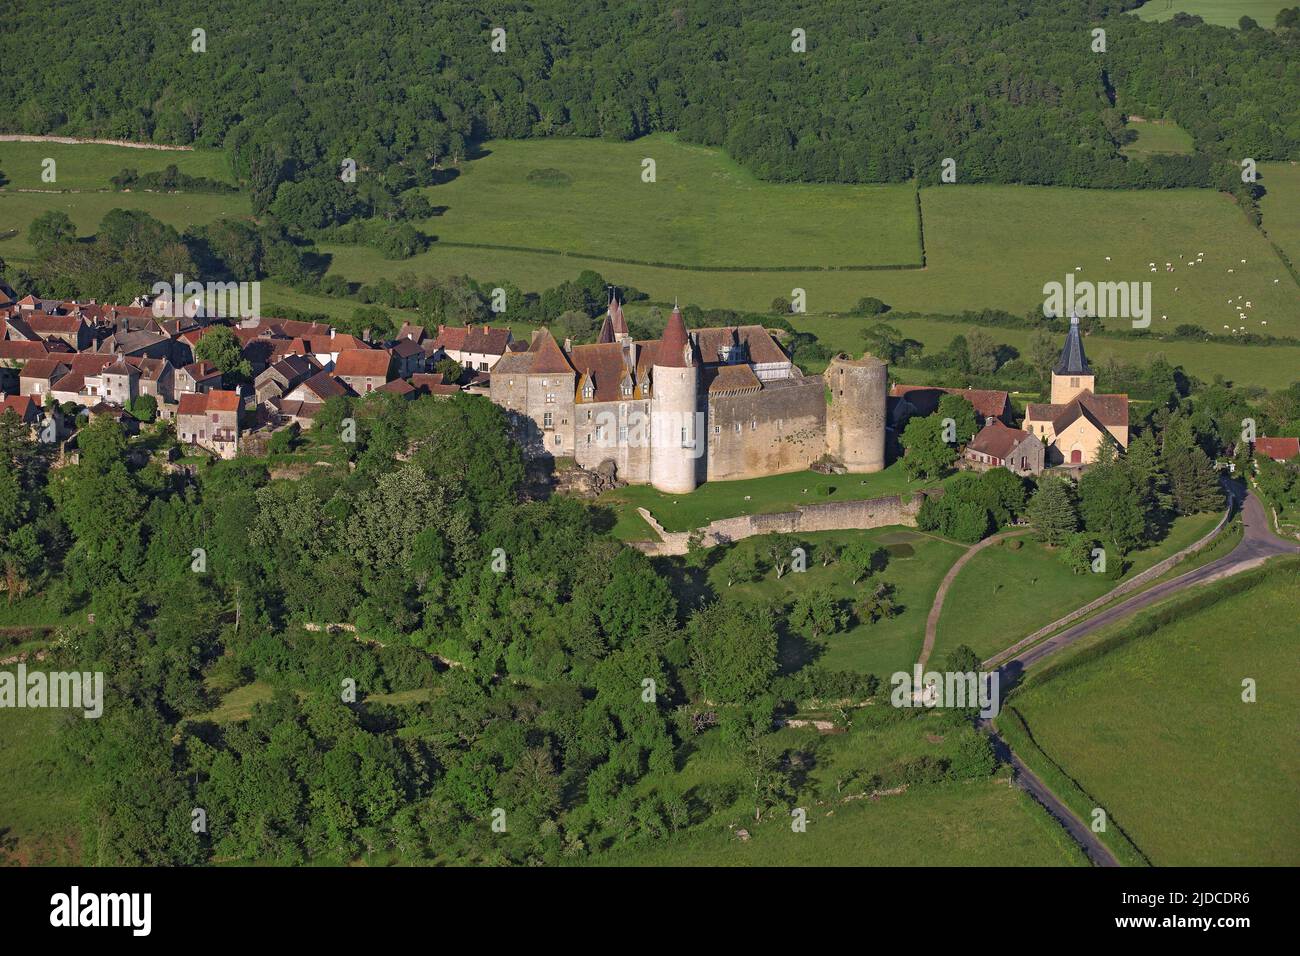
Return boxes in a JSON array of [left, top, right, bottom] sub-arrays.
[[4, 0, 1297, 229]]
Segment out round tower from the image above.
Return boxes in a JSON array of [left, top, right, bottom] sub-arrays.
[[824, 353, 887, 473], [650, 304, 700, 494]]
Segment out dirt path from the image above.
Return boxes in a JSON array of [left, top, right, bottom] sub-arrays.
[[916, 528, 1028, 670], [0, 134, 192, 150]]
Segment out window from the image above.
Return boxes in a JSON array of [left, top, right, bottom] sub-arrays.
[[619, 426, 628, 442], [586, 410, 592, 421], [543, 412, 553, 428], [554, 435, 562, 446], [1070, 377, 1079, 388], [545, 393, 556, 404], [734, 422, 741, 433], [479, 362, 488, 371]]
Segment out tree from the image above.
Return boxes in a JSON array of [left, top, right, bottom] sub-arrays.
[[853, 296, 890, 315], [718, 546, 761, 587], [1059, 532, 1096, 575], [688, 602, 777, 705], [28, 210, 76, 253], [1165, 445, 1223, 515], [1026, 477, 1078, 545], [127, 394, 157, 423], [841, 541, 886, 584], [789, 586, 848, 640], [937, 393, 978, 445], [1078, 462, 1146, 555], [900, 414, 957, 480], [194, 325, 252, 380], [855, 580, 899, 624], [765, 534, 801, 579]]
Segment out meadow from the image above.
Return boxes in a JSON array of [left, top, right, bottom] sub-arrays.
[[0, 141, 234, 191], [325, 179, 1298, 337], [1260, 162, 1300, 273], [1130, 0, 1295, 27], [419, 134, 922, 269], [931, 511, 1222, 663], [999, 561, 1300, 866], [1120, 119, 1195, 158]]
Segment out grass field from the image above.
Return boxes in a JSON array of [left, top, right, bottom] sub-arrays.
[[420, 135, 922, 268], [1001, 562, 1300, 865], [677, 527, 965, 678], [323, 181, 1298, 336], [1131, 0, 1294, 27], [1260, 162, 1300, 274], [598, 461, 937, 537], [0, 141, 233, 191], [1120, 120, 1195, 158], [932, 511, 1222, 663], [0, 189, 246, 260], [0, 671, 80, 865]]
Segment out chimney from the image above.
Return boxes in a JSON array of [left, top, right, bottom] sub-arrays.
[[330, 328, 336, 340], [564, 337, 573, 352]]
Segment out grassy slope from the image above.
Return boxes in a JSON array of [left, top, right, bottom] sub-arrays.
[[1003, 564, 1300, 865], [0, 669, 80, 865], [421, 134, 921, 268], [1131, 0, 1294, 28], [0, 141, 234, 190], [602, 778, 1084, 866], [932, 511, 1220, 663]]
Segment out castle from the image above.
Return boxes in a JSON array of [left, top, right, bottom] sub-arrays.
[[490, 298, 887, 493]]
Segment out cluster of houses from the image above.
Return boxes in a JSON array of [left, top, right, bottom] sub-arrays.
[[0, 292, 517, 458]]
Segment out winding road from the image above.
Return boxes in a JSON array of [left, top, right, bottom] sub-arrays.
[[977, 485, 1298, 866]]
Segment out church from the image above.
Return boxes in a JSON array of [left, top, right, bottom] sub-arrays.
[[1022, 314, 1129, 466], [490, 298, 888, 493]]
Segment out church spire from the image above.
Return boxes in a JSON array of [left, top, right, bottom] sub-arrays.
[[1054, 312, 1091, 375]]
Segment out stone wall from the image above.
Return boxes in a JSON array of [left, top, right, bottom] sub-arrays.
[[705, 376, 826, 482], [633, 489, 936, 556]]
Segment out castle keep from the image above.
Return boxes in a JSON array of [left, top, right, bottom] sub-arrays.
[[490, 299, 887, 493]]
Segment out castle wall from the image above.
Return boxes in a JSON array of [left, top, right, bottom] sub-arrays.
[[632, 491, 935, 556], [491, 371, 575, 458], [572, 399, 653, 483], [650, 364, 699, 493], [705, 377, 826, 482]]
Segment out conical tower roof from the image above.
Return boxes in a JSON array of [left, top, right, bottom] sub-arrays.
[[656, 303, 695, 368], [1054, 313, 1091, 375]]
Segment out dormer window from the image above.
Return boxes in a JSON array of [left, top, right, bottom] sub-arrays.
[[582, 382, 594, 399], [621, 382, 632, 397]]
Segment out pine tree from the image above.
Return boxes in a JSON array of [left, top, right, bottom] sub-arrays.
[[1026, 476, 1078, 545], [1166, 445, 1223, 514]]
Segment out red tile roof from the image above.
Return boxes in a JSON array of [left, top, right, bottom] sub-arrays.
[[890, 385, 1010, 422], [0, 395, 41, 422], [1255, 436, 1299, 461], [334, 348, 393, 378], [967, 420, 1032, 461], [656, 306, 694, 368], [178, 389, 241, 415]]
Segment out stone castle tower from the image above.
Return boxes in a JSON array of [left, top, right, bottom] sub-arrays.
[[650, 304, 700, 494], [824, 353, 887, 473]]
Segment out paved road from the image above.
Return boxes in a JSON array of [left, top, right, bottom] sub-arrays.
[[986, 486, 1298, 866]]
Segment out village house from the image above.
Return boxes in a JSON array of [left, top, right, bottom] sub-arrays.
[[1254, 436, 1300, 463], [175, 361, 224, 396], [964, 419, 1045, 476], [888, 384, 1012, 432], [254, 355, 322, 404], [176, 390, 242, 459], [333, 348, 393, 394], [431, 324, 513, 373], [283, 370, 350, 405]]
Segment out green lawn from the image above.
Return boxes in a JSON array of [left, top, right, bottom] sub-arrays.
[[1131, 0, 1294, 28], [598, 460, 935, 537], [0, 141, 234, 191], [933, 511, 1222, 663], [0, 669, 80, 865], [417, 134, 922, 269], [1120, 120, 1195, 157], [1001, 562, 1300, 866]]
